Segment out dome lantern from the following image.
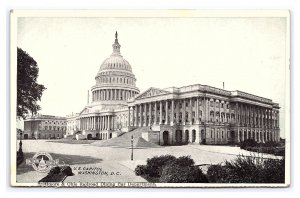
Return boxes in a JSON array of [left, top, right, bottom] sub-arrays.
[[112, 31, 121, 55]]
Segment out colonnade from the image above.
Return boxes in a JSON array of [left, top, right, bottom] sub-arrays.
[[127, 97, 280, 143], [128, 97, 279, 128], [92, 89, 137, 102], [237, 128, 279, 143], [79, 115, 114, 131]]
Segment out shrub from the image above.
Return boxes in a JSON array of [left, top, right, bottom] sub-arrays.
[[206, 164, 230, 183], [206, 155, 285, 183], [16, 150, 24, 166], [264, 141, 279, 148], [135, 165, 147, 176], [159, 163, 208, 183], [61, 166, 74, 176], [240, 139, 258, 149], [135, 155, 208, 183], [145, 155, 176, 177], [262, 158, 285, 183], [175, 156, 195, 167], [39, 166, 74, 182], [49, 166, 61, 175]]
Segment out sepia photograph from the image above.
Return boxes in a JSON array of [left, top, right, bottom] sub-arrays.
[[10, 10, 290, 187]]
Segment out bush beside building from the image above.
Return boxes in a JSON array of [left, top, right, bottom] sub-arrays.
[[135, 154, 284, 183]]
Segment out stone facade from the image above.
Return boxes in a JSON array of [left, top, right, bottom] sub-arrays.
[[23, 114, 67, 139], [127, 86, 280, 145]]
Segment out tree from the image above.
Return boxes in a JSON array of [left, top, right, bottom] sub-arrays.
[[17, 48, 46, 119]]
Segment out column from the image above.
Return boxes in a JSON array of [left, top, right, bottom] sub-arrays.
[[149, 103, 152, 126], [170, 100, 174, 126], [132, 106, 135, 127], [159, 101, 163, 124], [135, 105, 138, 126], [105, 116, 108, 130], [87, 117, 88, 130], [182, 100, 186, 124], [108, 116, 111, 130], [102, 116, 104, 131], [195, 97, 199, 124], [144, 103, 148, 126], [213, 99, 216, 122], [176, 100, 180, 124], [189, 98, 192, 124], [94, 117, 96, 130], [154, 102, 157, 125], [115, 89, 117, 100], [89, 117, 91, 130], [203, 98, 207, 123], [139, 104, 142, 127], [102, 116, 105, 130], [165, 100, 169, 124], [128, 107, 131, 127], [79, 118, 82, 130], [95, 117, 98, 130], [91, 117, 93, 130]]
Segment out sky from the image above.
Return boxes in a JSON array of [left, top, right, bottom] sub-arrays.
[[17, 16, 288, 137]]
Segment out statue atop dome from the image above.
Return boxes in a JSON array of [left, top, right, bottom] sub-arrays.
[[113, 31, 121, 54]]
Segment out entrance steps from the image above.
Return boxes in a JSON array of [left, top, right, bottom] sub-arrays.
[[91, 126, 160, 148]]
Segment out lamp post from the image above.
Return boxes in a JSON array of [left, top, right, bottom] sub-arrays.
[[131, 135, 133, 161], [19, 131, 23, 151]]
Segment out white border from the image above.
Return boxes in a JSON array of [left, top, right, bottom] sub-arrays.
[[10, 9, 291, 188]]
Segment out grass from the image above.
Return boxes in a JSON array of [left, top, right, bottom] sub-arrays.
[[17, 152, 103, 175]]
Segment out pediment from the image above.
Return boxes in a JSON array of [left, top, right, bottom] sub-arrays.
[[136, 87, 170, 100], [79, 107, 90, 115]]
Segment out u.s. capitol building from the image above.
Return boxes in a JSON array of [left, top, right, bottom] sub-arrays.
[[25, 32, 280, 145]]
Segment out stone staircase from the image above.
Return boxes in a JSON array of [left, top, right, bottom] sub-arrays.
[[91, 126, 160, 148]]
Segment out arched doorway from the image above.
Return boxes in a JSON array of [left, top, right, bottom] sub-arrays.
[[24, 134, 28, 139], [163, 131, 169, 145], [201, 130, 206, 144], [192, 130, 196, 142], [87, 134, 92, 140], [176, 130, 182, 144], [109, 133, 112, 139], [185, 130, 189, 144], [96, 133, 100, 140]]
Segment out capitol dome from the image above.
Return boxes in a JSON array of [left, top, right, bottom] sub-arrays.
[[91, 32, 140, 108], [99, 54, 132, 72]]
